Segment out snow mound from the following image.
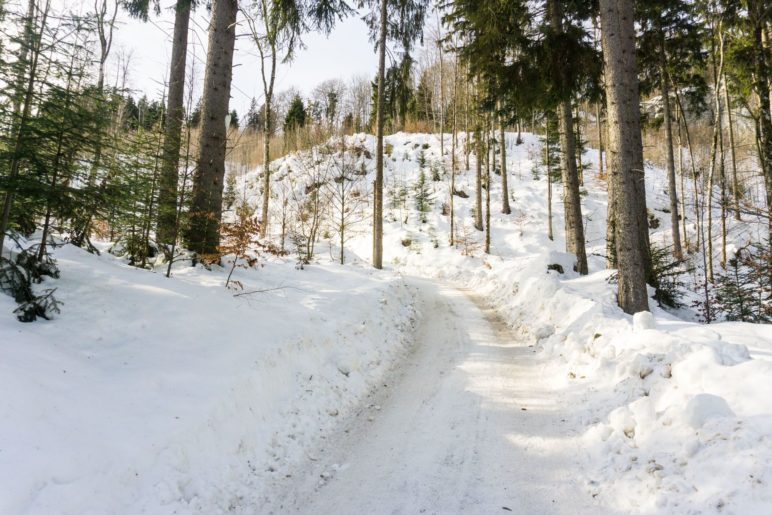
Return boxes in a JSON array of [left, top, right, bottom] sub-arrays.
[[682, 393, 735, 429]]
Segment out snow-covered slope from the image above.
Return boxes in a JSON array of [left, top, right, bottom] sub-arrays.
[[2, 130, 771, 514], [0, 244, 417, 513]]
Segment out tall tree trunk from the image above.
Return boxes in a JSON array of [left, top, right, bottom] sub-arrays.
[[450, 52, 458, 245], [157, 0, 192, 247], [259, 73, 275, 237], [600, 0, 651, 314], [722, 72, 741, 221], [474, 123, 483, 231], [546, 120, 554, 241], [659, 33, 683, 260], [596, 102, 605, 180], [464, 66, 470, 170], [372, 0, 387, 269], [575, 104, 584, 186], [676, 102, 688, 251], [499, 108, 511, 214], [185, 0, 237, 256], [485, 123, 491, 253], [437, 13, 444, 157], [549, 0, 588, 275]]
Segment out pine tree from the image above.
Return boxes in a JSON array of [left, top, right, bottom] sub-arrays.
[[414, 168, 432, 223], [600, 0, 652, 314], [125, 0, 197, 250], [185, 0, 237, 257], [359, 0, 430, 269]]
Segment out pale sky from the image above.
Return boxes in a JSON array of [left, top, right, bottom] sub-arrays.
[[110, 1, 384, 114]]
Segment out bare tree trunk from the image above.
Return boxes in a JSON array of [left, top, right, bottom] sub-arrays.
[[464, 66, 470, 170], [676, 102, 688, 251], [450, 51, 458, 245], [186, 0, 237, 256], [659, 32, 683, 260], [596, 102, 605, 180], [372, 0, 387, 268], [157, 0, 192, 247], [546, 120, 554, 241], [723, 72, 741, 221], [600, 0, 651, 314], [549, 0, 587, 275], [436, 10, 444, 156], [499, 107, 511, 214], [474, 124, 483, 231], [575, 104, 584, 186], [485, 122, 491, 253]]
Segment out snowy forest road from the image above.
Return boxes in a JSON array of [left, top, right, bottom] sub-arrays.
[[264, 279, 596, 514]]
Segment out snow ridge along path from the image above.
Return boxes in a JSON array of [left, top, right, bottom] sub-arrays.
[[265, 278, 598, 514]]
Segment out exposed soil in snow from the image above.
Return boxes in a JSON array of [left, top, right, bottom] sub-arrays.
[[263, 279, 598, 514]]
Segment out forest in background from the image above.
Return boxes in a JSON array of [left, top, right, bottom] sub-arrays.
[[0, 0, 770, 323]]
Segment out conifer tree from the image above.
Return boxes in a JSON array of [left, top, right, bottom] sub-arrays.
[[600, 0, 651, 314], [359, 0, 430, 269], [185, 0, 237, 257]]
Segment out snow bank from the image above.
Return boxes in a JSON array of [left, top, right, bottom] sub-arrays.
[[0, 245, 418, 514]]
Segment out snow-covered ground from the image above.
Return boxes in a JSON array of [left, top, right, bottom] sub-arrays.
[[2, 131, 771, 514], [0, 244, 418, 513]]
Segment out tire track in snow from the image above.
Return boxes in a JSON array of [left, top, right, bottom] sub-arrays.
[[262, 278, 598, 514]]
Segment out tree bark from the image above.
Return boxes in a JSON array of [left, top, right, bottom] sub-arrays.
[[722, 72, 741, 221], [658, 31, 683, 260], [474, 124, 483, 231], [549, 0, 588, 275], [600, 0, 651, 314], [499, 110, 511, 214], [372, 0, 387, 268], [546, 120, 554, 241], [185, 0, 237, 256], [157, 0, 192, 247], [485, 123, 491, 253], [596, 102, 605, 180]]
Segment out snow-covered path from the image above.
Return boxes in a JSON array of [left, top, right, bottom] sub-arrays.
[[264, 279, 597, 514]]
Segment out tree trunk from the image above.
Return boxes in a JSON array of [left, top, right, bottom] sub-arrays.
[[437, 16, 444, 157], [499, 110, 511, 214], [157, 0, 192, 247], [600, 0, 651, 314], [260, 87, 274, 236], [549, 0, 588, 275], [546, 120, 554, 241], [676, 102, 688, 251], [596, 102, 605, 180], [722, 72, 741, 221], [372, 0, 387, 269], [485, 124, 491, 253], [474, 125, 483, 231], [659, 33, 683, 260], [450, 52, 458, 245], [185, 0, 237, 256]]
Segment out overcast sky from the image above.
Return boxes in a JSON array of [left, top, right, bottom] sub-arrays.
[[109, 2, 385, 114]]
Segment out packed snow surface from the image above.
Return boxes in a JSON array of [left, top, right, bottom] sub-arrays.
[[2, 131, 771, 514]]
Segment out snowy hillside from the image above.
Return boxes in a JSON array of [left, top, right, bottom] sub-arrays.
[[2, 132, 771, 514]]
